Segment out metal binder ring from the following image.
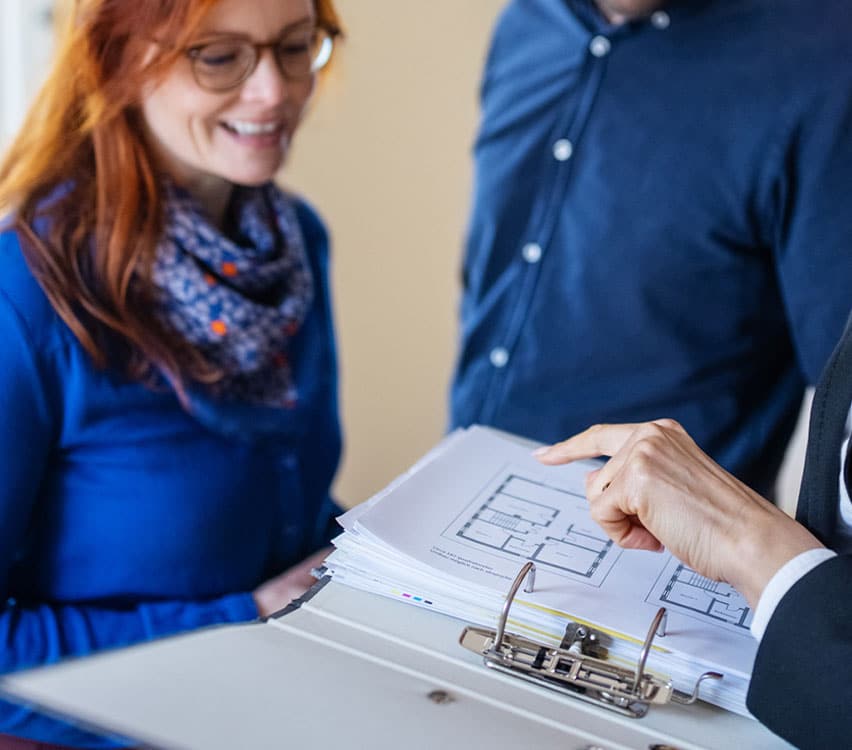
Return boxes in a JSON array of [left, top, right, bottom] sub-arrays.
[[492, 561, 536, 652], [633, 607, 667, 694]]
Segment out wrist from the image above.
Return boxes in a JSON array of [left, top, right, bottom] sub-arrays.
[[252, 580, 288, 618], [729, 502, 824, 609], [252, 589, 273, 618]]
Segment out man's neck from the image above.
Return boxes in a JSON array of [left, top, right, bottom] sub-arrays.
[[597, 6, 628, 24], [594, 1, 666, 24]]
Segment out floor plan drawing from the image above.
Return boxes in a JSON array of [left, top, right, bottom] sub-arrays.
[[647, 558, 752, 633], [443, 471, 620, 586]]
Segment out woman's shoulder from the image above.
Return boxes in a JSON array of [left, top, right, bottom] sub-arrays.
[[275, 187, 330, 254], [0, 226, 64, 350], [292, 195, 327, 240]]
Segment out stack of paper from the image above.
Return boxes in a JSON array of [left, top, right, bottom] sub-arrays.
[[325, 426, 757, 717]]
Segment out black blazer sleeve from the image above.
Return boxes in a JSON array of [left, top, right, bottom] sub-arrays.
[[746, 555, 852, 749]]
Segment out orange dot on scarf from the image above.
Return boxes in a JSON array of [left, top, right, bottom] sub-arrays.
[[210, 320, 228, 336], [221, 262, 238, 277]]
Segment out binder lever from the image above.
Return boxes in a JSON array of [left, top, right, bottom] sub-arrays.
[[459, 562, 723, 719]]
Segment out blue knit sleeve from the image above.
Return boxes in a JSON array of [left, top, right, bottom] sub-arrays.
[[292, 197, 345, 547], [0, 289, 259, 747]]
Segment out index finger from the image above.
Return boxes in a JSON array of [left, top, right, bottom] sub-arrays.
[[534, 423, 642, 465]]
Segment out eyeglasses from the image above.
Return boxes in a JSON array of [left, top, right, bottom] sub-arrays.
[[184, 25, 337, 92]]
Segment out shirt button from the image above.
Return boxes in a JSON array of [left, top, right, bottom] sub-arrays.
[[552, 139, 574, 162], [651, 10, 671, 29], [589, 36, 611, 57], [490, 347, 509, 368], [522, 243, 543, 264]]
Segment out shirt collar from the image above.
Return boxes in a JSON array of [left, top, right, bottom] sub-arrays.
[[563, 0, 712, 33], [563, 0, 612, 32]]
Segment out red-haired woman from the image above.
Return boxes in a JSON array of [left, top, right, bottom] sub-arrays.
[[0, 0, 342, 746]]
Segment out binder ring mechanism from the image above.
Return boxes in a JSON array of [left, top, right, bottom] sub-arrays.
[[459, 562, 723, 719]]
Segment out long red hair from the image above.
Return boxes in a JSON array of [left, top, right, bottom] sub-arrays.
[[0, 0, 341, 389]]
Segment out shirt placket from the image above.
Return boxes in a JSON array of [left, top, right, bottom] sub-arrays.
[[477, 30, 615, 425]]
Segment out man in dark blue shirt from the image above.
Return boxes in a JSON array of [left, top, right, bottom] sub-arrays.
[[450, 0, 852, 497]]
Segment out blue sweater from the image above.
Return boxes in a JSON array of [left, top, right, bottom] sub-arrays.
[[0, 200, 342, 746]]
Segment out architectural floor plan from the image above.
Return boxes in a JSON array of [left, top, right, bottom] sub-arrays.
[[647, 557, 752, 633], [444, 471, 619, 586]]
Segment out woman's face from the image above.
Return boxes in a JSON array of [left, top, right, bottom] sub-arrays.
[[140, 0, 317, 194]]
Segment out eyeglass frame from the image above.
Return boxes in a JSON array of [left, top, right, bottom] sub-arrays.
[[179, 23, 340, 93]]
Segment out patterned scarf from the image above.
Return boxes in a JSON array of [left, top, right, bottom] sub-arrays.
[[151, 181, 313, 407]]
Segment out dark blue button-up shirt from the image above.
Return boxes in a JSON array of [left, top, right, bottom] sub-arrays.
[[451, 0, 852, 497]]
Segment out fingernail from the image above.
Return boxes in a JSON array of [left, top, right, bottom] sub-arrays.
[[532, 446, 550, 457]]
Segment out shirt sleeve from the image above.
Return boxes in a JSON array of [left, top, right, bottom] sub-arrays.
[[749, 547, 837, 641], [0, 290, 259, 745], [769, 92, 852, 384], [838, 408, 852, 528]]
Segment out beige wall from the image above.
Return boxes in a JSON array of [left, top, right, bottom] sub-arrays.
[[285, 1, 505, 506]]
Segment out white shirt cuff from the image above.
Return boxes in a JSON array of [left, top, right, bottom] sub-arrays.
[[750, 548, 837, 641]]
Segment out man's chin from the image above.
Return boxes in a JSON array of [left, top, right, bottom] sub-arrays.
[[595, 0, 667, 21]]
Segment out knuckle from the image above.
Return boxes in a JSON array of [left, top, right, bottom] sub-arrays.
[[655, 417, 684, 434], [630, 452, 655, 484], [632, 440, 656, 461], [639, 422, 666, 440], [654, 417, 679, 430]]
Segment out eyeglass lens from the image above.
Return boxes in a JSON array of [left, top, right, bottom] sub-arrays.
[[190, 28, 333, 91]]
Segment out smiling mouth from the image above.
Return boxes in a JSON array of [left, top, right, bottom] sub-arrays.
[[221, 120, 286, 139]]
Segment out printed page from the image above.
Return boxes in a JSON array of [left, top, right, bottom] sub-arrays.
[[350, 426, 757, 678]]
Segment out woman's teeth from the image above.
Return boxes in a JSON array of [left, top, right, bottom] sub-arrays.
[[223, 120, 282, 135]]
